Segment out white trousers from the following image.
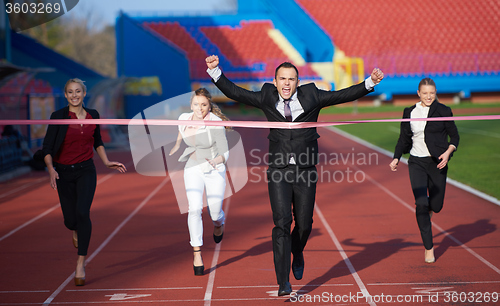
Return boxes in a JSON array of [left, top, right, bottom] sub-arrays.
[[184, 164, 226, 247]]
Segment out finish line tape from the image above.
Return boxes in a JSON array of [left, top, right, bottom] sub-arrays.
[[0, 115, 499, 129]]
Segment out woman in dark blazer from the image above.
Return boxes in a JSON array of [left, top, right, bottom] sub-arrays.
[[40, 78, 126, 286], [390, 77, 459, 263]]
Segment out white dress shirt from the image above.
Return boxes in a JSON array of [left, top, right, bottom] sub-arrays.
[[410, 102, 432, 157]]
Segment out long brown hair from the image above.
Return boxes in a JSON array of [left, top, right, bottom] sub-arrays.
[[193, 88, 232, 130]]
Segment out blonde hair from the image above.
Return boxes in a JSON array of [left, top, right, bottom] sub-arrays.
[[64, 78, 87, 93], [192, 88, 232, 130]]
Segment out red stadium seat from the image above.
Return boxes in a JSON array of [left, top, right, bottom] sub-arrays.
[[297, 0, 500, 75]]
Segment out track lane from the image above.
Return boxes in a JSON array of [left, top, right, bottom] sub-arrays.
[[1, 128, 499, 305]]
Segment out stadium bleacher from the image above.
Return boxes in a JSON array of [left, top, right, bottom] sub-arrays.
[[118, 0, 500, 103], [296, 0, 500, 76], [143, 19, 320, 82]]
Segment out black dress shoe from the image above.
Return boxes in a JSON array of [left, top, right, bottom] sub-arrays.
[[278, 282, 292, 296], [292, 252, 304, 280]]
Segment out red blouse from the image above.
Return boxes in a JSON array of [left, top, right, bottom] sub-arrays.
[[53, 111, 97, 165]]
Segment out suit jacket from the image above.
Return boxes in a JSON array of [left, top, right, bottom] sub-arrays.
[[214, 73, 372, 168], [393, 101, 459, 160], [35, 106, 104, 161], [177, 112, 229, 173]]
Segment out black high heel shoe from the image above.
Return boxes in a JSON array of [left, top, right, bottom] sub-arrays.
[[213, 225, 224, 244], [193, 250, 204, 276]]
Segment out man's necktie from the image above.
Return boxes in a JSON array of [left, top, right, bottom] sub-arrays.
[[284, 99, 292, 122]]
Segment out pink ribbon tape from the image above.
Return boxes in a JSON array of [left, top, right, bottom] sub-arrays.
[[1, 115, 499, 129]]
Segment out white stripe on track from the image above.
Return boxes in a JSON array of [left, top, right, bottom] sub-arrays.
[[0, 172, 117, 243], [203, 198, 231, 306], [0, 177, 46, 199], [42, 177, 169, 305], [0, 290, 50, 293], [315, 204, 376, 306], [328, 126, 500, 206], [320, 127, 500, 287], [364, 172, 500, 275], [0, 204, 59, 243], [368, 280, 500, 286], [65, 287, 202, 291], [217, 283, 353, 289]]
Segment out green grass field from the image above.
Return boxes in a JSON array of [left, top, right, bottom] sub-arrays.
[[321, 102, 500, 115], [334, 114, 500, 200]]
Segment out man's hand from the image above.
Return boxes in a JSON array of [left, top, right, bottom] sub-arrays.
[[371, 68, 384, 85], [206, 55, 219, 70]]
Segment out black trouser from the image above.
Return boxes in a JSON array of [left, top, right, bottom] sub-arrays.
[[408, 156, 447, 250], [267, 165, 317, 285], [54, 159, 97, 256]]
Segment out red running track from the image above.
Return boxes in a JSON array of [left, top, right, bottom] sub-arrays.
[[0, 127, 499, 305]]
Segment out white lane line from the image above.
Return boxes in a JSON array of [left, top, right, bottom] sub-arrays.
[[0, 204, 59, 243], [320, 128, 500, 285], [368, 280, 500, 286], [0, 290, 50, 293], [66, 287, 202, 292], [203, 198, 231, 306], [42, 177, 170, 305], [217, 283, 353, 289], [363, 171, 500, 275], [315, 204, 376, 306], [1, 297, 290, 304], [328, 126, 500, 206], [0, 172, 117, 243], [0, 177, 46, 199]]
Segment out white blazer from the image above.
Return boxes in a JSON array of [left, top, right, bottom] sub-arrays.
[[177, 112, 229, 173]]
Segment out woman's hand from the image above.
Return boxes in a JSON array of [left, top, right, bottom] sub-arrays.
[[206, 158, 217, 169], [437, 152, 451, 169], [437, 145, 456, 169], [206, 155, 225, 169], [105, 161, 127, 173], [169, 143, 180, 156], [389, 158, 399, 171], [49, 168, 59, 190]]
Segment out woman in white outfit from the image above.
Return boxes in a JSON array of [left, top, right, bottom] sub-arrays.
[[170, 88, 230, 276]]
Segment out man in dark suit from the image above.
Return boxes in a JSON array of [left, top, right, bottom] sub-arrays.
[[206, 55, 384, 296]]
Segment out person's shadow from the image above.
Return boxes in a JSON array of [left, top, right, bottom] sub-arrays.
[[434, 219, 496, 259], [294, 238, 417, 296], [209, 228, 322, 273]]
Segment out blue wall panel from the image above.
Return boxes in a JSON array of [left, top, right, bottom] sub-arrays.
[[117, 14, 191, 118]]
